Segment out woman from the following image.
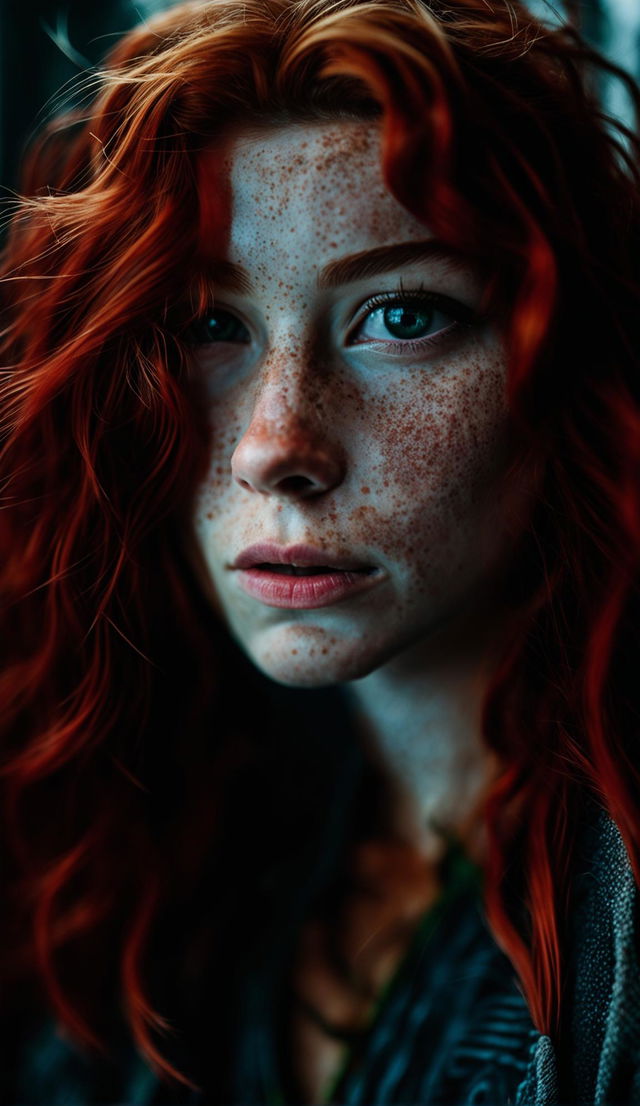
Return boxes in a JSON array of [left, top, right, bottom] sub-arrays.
[[2, 0, 640, 1102]]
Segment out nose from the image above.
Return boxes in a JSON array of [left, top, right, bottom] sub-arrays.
[[231, 361, 345, 499]]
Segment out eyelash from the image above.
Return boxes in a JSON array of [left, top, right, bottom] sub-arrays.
[[348, 285, 477, 353]]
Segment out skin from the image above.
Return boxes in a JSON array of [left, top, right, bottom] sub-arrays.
[[189, 119, 517, 1099], [191, 121, 510, 688]]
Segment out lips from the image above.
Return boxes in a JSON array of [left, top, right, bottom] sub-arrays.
[[231, 542, 381, 609], [232, 542, 374, 573]]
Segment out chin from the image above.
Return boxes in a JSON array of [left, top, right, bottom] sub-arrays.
[[242, 626, 385, 688]]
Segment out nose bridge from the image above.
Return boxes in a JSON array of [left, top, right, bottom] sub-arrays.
[[239, 319, 332, 453], [252, 334, 321, 428], [231, 334, 344, 497]]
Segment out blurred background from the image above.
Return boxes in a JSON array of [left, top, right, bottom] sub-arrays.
[[1, 0, 639, 187]]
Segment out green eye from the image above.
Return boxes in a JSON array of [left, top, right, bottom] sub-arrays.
[[351, 291, 474, 349], [383, 304, 434, 340], [188, 309, 250, 345]]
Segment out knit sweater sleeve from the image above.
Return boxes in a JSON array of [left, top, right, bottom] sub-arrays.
[[517, 809, 640, 1106]]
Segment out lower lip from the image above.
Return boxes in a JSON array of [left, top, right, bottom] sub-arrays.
[[235, 568, 381, 609]]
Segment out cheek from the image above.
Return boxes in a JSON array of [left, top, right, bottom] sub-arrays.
[[191, 399, 245, 527], [384, 355, 508, 502], [339, 351, 509, 558]]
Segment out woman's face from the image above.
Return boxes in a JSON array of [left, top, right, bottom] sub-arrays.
[[190, 121, 511, 687]]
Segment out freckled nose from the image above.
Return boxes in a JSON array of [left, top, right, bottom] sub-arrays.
[[231, 382, 345, 499]]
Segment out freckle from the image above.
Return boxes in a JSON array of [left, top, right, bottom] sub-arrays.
[[322, 648, 328, 655], [361, 486, 370, 494], [291, 649, 298, 655], [206, 512, 212, 520]]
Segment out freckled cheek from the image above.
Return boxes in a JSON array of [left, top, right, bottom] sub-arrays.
[[347, 363, 508, 549], [394, 358, 504, 471], [191, 398, 246, 529]]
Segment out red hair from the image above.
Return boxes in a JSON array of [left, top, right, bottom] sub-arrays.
[[2, 0, 640, 1087]]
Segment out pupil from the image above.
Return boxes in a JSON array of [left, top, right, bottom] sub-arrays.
[[205, 311, 242, 342], [384, 304, 433, 340], [187, 309, 249, 346]]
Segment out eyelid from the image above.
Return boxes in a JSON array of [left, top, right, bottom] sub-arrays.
[[346, 288, 477, 346], [184, 303, 254, 346]]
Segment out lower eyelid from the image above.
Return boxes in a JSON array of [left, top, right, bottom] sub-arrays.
[[352, 321, 463, 353]]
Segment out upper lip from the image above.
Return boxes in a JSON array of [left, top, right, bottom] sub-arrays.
[[232, 542, 375, 571]]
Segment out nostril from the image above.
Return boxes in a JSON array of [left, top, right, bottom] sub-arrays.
[[276, 475, 316, 495], [231, 429, 345, 498]]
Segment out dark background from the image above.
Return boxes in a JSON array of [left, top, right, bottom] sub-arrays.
[[1, 0, 639, 188]]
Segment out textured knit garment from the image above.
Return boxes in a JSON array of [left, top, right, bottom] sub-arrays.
[[515, 810, 640, 1106]]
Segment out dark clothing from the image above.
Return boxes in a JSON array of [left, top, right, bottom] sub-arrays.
[[6, 809, 640, 1105], [323, 846, 537, 1105], [516, 810, 640, 1106]]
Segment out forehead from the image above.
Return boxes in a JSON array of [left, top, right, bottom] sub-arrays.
[[228, 120, 384, 203], [204, 120, 434, 266]]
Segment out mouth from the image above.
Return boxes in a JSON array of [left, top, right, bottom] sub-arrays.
[[253, 563, 377, 577], [231, 543, 382, 609]]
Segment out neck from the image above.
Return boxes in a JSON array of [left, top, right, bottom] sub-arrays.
[[344, 609, 502, 864]]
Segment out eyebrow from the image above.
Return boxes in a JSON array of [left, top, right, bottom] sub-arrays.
[[207, 240, 468, 294], [317, 241, 468, 289]]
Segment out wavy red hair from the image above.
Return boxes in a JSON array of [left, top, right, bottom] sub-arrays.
[[2, 0, 640, 1089]]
